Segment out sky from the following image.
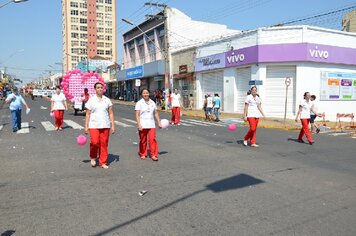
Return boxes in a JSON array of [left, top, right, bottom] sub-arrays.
[[0, 0, 355, 85]]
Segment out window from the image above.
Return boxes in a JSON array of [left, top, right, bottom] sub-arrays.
[[71, 25, 79, 31], [72, 56, 79, 61], [80, 41, 88, 47], [97, 27, 104, 33], [72, 63, 77, 68], [79, 48, 87, 55], [71, 33, 79, 38], [97, 20, 104, 26], [71, 17, 78, 23], [80, 3, 87, 8], [105, 35, 112, 41], [105, 42, 112, 47], [80, 26, 87, 31], [97, 13, 103, 18], [80, 18, 87, 24], [97, 35, 104, 40], [97, 5, 103, 11], [105, 6, 112, 12], [80, 33, 88, 39], [148, 41, 156, 61], [70, 2, 78, 7], [105, 13, 112, 19], [96, 0, 103, 3], [97, 50, 105, 55], [105, 50, 112, 55], [70, 10, 78, 15], [71, 40, 79, 46], [105, 28, 112, 34], [97, 42, 104, 47], [80, 11, 87, 16], [105, 20, 112, 26], [71, 48, 79, 54], [138, 44, 145, 64], [105, 0, 112, 4]]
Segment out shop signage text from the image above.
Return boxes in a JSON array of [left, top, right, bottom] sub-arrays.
[[309, 46, 329, 59], [126, 65, 144, 80]]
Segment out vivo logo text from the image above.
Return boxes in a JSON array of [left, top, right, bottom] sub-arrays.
[[309, 46, 329, 59], [226, 53, 245, 64]]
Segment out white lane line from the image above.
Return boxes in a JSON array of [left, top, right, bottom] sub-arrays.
[[17, 122, 29, 134], [121, 118, 137, 124], [41, 121, 56, 131], [186, 119, 225, 127], [114, 120, 133, 127], [181, 119, 210, 126], [64, 120, 84, 129]]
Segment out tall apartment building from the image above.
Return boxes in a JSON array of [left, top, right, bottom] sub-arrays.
[[342, 10, 356, 32], [61, 0, 117, 72]]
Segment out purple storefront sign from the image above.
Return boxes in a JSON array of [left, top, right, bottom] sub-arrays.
[[220, 43, 356, 69], [195, 53, 225, 72]]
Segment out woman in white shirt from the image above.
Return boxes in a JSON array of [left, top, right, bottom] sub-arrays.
[[243, 86, 266, 147], [51, 86, 68, 131], [170, 88, 182, 125], [85, 82, 115, 169], [135, 88, 162, 161], [295, 92, 320, 145]]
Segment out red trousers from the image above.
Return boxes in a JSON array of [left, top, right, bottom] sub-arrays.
[[244, 117, 259, 144], [54, 110, 64, 128], [298, 119, 313, 142], [138, 128, 158, 157], [171, 107, 181, 124], [89, 128, 110, 165]]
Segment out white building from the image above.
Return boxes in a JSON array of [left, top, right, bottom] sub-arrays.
[[195, 25, 356, 120]]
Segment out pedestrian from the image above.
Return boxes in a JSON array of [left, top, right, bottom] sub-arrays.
[[213, 93, 221, 122], [170, 88, 182, 125], [167, 89, 172, 110], [310, 95, 320, 134], [51, 86, 68, 131], [243, 86, 266, 147], [295, 92, 320, 145], [189, 94, 194, 110], [84, 82, 115, 169], [81, 88, 90, 111], [135, 88, 162, 161], [5, 86, 30, 132], [206, 94, 214, 121], [203, 95, 208, 120]]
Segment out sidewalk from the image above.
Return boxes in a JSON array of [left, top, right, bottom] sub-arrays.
[[111, 99, 312, 130]]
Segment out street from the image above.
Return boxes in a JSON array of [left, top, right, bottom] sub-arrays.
[[1, 98, 356, 236]]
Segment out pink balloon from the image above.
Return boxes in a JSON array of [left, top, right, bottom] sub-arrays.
[[161, 119, 169, 129], [50, 112, 54, 117], [76, 134, 87, 146], [228, 123, 237, 132]]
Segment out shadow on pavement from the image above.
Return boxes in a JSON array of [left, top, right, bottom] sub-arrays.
[[92, 173, 264, 236], [1, 230, 16, 236]]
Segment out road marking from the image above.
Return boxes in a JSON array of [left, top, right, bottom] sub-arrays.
[[41, 121, 56, 131], [182, 119, 210, 126], [17, 122, 29, 134], [64, 120, 84, 129], [186, 119, 225, 127], [114, 120, 133, 127], [121, 118, 137, 124]]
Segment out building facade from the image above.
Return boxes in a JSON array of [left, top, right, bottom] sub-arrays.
[[342, 10, 356, 33], [195, 26, 356, 120], [61, 0, 117, 72], [118, 7, 238, 101]]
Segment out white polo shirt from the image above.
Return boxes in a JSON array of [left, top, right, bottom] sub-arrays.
[[245, 94, 262, 118], [207, 97, 214, 108], [299, 99, 313, 119], [135, 98, 157, 129], [171, 93, 181, 107], [51, 93, 66, 110], [85, 95, 112, 129]]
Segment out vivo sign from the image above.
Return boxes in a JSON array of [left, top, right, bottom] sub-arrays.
[[309, 46, 329, 59], [226, 52, 245, 63]]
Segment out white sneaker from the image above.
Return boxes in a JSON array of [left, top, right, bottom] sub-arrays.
[[243, 140, 248, 146], [251, 144, 259, 147]]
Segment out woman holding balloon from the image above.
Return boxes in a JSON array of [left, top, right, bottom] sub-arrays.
[[84, 82, 115, 169], [51, 86, 68, 131], [243, 86, 266, 147], [135, 88, 162, 161]]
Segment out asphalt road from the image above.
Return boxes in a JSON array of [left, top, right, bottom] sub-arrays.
[[1, 97, 356, 236]]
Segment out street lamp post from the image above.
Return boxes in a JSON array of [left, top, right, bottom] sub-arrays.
[[0, 0, 28, 9]]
